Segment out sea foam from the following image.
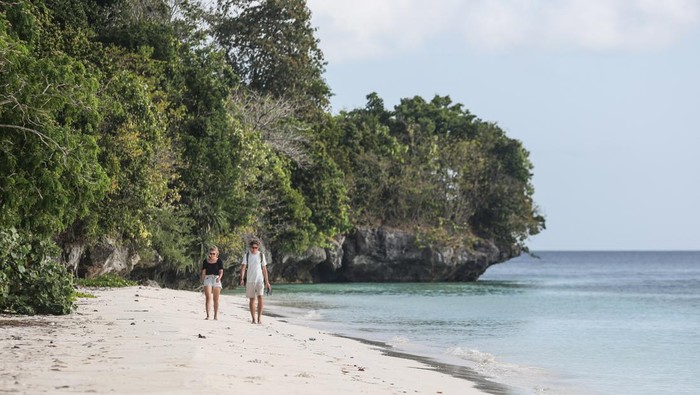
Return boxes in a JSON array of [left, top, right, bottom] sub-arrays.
[[446, 346, 496, 365], [303, 310, 322, 320]]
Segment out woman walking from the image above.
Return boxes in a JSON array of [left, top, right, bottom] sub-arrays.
[[201, 246, 224, 320]]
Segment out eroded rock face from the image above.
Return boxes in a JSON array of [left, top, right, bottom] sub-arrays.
[[70, 237, 141, 278], [338, 227, 505, 282], [271, 227, 513, 283], [62, 242, 85, 276], [270, 236, 345, 283], [88, 239, 141, 277], [63, 227, 515, 287]]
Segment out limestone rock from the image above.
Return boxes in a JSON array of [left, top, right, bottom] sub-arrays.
[[60, 226, 517, 287], [270, 226, 514, 283]]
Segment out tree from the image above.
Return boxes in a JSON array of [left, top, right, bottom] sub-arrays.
[[326, 93, 545, 250], [1, 1, 107, 315], [290, 138, 350, 242], [211, 0, 331, 116], [171, 46, 255, 260], [91, 0, 177, 61], [2, 0, 543, 295], [1, 3, 108, 237]]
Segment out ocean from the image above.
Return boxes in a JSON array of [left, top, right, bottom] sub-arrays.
[[252, 251, 700, 394]]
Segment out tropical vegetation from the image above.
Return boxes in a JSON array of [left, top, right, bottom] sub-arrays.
[[0, 0, 544, 314]]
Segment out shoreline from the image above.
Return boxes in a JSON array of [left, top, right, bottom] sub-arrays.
[[1, 286, 496, 394], [234, 296, 512, 394], [335, 335, 512, 395]]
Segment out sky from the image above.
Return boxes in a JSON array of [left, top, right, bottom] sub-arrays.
[[305, 0, 700, 251]]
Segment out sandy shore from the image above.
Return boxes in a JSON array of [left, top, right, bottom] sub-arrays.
[[0, 285, 494, 394]]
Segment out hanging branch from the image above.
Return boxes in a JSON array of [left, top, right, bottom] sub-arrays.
[[0, 124, 69, 163]]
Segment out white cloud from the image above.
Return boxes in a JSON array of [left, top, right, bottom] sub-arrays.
[[307, 0, 700, 62], [307, 0, 456, 61]]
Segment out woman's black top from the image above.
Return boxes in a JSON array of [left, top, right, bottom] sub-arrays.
[[202, 258, 223, 275]]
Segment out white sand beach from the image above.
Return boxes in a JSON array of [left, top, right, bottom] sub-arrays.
[[0, 286, 490, 394]]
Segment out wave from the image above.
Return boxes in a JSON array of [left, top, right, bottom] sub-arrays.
[[303, 309, 323, 320], [443, 346, 583, 394], [386, 335, 411, 347], [446, 346, 497, 365]]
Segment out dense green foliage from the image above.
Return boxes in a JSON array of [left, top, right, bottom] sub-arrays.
[[1, 3, 108, 237], [212, 0, 331, 115], [0, 229, 74, 314], [76, 274, 137, 288], [323, 94, 544, 250], [1, 0, 544, 315]]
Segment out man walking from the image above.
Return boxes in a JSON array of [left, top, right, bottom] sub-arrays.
[[240, 239, 271, 324]]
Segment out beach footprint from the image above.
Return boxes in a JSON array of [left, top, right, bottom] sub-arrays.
[[51, 358, 68, 371]]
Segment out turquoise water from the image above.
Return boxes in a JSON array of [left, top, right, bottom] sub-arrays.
[[258, 251, 700, 394]]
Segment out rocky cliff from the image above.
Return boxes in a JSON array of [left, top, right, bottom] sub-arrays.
[[63, 227, 518, 287], [270, 227, 517, 283]]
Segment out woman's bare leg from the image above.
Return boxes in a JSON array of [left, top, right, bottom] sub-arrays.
[[203, 286, 212, 319], [212, 288, 221, 320]]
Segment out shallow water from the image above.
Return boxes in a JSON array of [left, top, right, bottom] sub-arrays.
[[237, 251, 700, 394]]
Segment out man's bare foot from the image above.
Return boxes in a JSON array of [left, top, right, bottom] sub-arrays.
[[213, 316, 218, 320], [205, 316, 209, 320], [251, 319, 256, 324]]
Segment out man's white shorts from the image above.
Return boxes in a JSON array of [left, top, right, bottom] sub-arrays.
[[246, 281, 264, 298]]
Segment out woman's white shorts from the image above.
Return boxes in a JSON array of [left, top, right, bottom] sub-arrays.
[[203, 275, 222, 288]]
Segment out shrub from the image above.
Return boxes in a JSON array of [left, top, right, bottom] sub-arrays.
[[76, 274, 137, 288], [0, 229, 75, 315], [73, 291, 96, 298]]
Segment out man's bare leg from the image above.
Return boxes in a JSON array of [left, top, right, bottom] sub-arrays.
[[249, 298, 256, 323], [256, 295, 264, 324]]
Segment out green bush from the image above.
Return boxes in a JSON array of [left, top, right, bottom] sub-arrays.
[[73, 291, 96, 298], [76, 274, 136, 288], [0, 229, 75, 315]]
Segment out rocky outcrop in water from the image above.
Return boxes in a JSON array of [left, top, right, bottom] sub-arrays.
[[270, 227, 515, 283]]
